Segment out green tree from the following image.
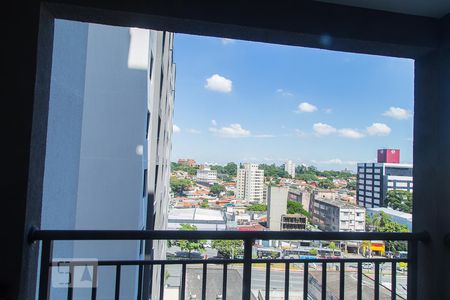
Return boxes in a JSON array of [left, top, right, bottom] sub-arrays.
[[295, 173, 318, 182], [171, 162, 198, 175], [226, 190, 235, 196], [259, 164, 290, 178], [328, 241, 337, 255], [224, 162, 238, 176], [247, 203, 267, 212], [318, 179, 335, 189], [346, 180, 357, 190], [385, 190, 412, 213], [209, 183, 226, 196], [199, 200, 209, 208], [367, 212, 409, 251], [170, 224, 206, 258], [309, 248, 318, 256], [212, 240, 244, 258], [170, 176, 192, 196], [287, 200, 311, 218]]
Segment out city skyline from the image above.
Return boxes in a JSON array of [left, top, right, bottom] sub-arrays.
[[171, 33, 414, 170]]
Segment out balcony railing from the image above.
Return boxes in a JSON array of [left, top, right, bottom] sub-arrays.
[[30, 229, 429, 300]]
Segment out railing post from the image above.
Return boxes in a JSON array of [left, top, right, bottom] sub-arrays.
[[407, 240, 418, 300], [38, 240, 53, 300], [242, 238, 253, 300]]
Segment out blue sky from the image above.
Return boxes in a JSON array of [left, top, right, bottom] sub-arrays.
[[171, 34, 414, 171]]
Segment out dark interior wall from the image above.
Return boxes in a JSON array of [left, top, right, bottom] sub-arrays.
[[45, 0, 439, 58], [2, 1, 449, 299], [414, 14, 450, 299], [1, 2, 53, 299]]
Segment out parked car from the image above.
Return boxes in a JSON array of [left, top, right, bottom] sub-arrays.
[[175, 251, 203, 259]]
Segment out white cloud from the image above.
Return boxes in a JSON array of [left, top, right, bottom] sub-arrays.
[[173, 124, 180, 133], [276, 89, 294, 97], [205, 74, 232, 93], [338, 128, 365, 139], [383, 107, 412, 120], [186, 128, 201, 134], [221, 38, 235, 45], [209, 123, 251, 138], [313, 123, 336, 135], [324, 108, 333, 114], [366, 123, 391, 136], [297, 102, 318, 113], [211, 120, 217, 126]]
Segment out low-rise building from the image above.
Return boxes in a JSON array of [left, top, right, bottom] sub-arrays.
[[311, 198, 365, 232], [366, 207, 412, 230], [167, 208, 226, 230], [281, 214, 307, 231], [196, 165, 217, 184], [178, 158, 197, 167], [288, 188, 311, 213]]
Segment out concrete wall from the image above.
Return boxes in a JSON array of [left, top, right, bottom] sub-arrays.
[[41, 20, 151, 299], [267, 186, 288, 231]]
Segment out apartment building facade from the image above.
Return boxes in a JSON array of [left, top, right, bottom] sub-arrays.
[[311, 198, 365, 232], [237, 163, 265, 202], [357, 149, 413, 208], [281, 214, 307, 231], [145, 30, 176, 300], [284, 160, 296, 178], [40, 21, 175, 299]]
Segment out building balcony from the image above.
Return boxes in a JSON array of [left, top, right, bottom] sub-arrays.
[[31, 229, 428, 300]]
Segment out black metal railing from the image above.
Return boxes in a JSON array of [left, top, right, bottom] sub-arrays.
[[30, 229, 429, 300]]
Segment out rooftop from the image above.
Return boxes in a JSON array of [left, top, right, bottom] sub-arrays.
[[367, 207, 412, 220], [315, 197, 362, 209], [168, 208, 225, 222]]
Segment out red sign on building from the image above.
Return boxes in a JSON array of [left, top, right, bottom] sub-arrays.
[[377, 149, 400, 163]]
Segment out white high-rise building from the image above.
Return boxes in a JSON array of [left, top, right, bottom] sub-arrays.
[[237, 163, 265, 203], [285, 160, 296, 178]]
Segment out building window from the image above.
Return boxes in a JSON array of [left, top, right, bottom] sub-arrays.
[[159, 67, 164, 99], [143, 169, 148, 197], [146, 110, 151, 139], [149, 54, 154, 80]]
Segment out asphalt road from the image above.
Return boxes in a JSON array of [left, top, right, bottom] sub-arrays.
[[166, 247, 408, 299]]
